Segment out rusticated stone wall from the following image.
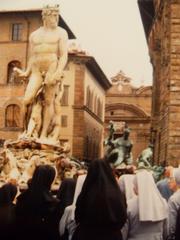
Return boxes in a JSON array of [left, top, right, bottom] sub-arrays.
[[149, 1, 180, 166]]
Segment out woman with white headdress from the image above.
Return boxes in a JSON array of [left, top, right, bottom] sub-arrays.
[[59, 174, 86, 240], [126, 170, 168, 240], [118, 174, 136, 201]]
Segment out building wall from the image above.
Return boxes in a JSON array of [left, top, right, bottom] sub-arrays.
[[72, 63, 85, 159], [105, 77, 152, 161], [72, 62, 105, 160], [59, 61, 75, 152], [0, 12, 41, 84], [84, 68, 105, 159], [149, 1, 180, 166], [0, 12, 42, 141]]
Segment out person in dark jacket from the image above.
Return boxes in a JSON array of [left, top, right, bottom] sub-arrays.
[[16, 164, 60, 240], [175, 206, 180, 240], [0, 182, 17, 240], [72, 159, 127, 240], [57, 178, 76, 220]]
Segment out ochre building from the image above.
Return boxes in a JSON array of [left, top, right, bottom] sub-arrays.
[[105, 71, 152, 161], [138, 0, 180, 166], [0, 8, 111, 160]]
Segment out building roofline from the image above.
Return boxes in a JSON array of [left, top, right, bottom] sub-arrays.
[[69, 53, 111, 90], [0, 9, 76, 39], [0, 8, 42, 13]]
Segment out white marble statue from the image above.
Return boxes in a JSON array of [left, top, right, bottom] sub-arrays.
[[14, 5, 68, 144]]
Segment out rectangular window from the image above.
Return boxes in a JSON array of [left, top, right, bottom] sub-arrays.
[[12, 23, 23, 41], [61, 115, 68, 127], [5, 104, 20, 127], [61, 85, 69, 106]]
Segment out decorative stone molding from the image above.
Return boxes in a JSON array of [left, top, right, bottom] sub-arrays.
[[105, 103, 149, 118]]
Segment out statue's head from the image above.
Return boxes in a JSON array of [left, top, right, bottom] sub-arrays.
[[42, 5, 59, 29], [148, 143, 154, 149], [124, 127, 130, 139]]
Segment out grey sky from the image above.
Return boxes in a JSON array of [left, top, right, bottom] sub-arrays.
[[1, 0, 152, 86]]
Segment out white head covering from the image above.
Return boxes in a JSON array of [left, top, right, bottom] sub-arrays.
[[59, 174, 86, 237], [72, 174, 86, 206], [118, 174, 136, 201], [135, 170, 168, 222]]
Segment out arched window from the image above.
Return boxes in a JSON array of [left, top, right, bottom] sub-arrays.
[[89, 91, 93, 111], [100, 101, 103, 119], [61, 85, 69, 106], [7, 61, 21, 84], [5, 104, 20, 127], [94, 95, 97, 114], [86, 87, 91, 107], [97, 98, 101, 118]]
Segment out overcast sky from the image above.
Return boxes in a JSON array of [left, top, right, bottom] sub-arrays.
[[1, 0, 152, 86]]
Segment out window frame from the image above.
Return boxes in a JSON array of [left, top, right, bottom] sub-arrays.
[[11, 23, 23, 41], [61, 85, 69, 106], [5, 104, 21, 128]]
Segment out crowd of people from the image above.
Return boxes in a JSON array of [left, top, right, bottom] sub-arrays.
[[0, 159, 180, 240]]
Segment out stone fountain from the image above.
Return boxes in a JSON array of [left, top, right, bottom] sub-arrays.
[[0, 5, 73, 188]]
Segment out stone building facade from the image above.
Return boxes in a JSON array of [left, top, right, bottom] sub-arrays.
[[105, 71, 152, 161], [0, 9, 111, 160], [138, 0, 180, 166], [63, 51, 110, 161]]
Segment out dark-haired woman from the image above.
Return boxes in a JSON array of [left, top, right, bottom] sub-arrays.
[[0, 182, 17, 239], [16, 165, 60, 240], [72, 159, 127, 240], [57, 177, 76, 220]]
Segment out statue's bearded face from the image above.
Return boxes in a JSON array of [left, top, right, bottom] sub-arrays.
[[43, 11, 59, 29]]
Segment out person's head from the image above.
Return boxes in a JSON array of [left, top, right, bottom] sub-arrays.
[[169, 168, 180, 192], [56, 155, 71, 170], [126, 165, 136, 174], [75, 159, 127, 227], [164, 165, 174, 178], [0, 183, 17, 206], [84, 159, 117, 188], [42, 5, 59, 29], [30, 165, 56, 192]]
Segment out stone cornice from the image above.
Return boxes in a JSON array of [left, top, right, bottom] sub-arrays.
[[106, 93, 151, 97], [72, 105, 104, 125], [0, 41, 28, 44], [105, 116, 151, 123], [0, 127, 23, 131], [69, 53, 111, 90], [0, 10, 75, 39]]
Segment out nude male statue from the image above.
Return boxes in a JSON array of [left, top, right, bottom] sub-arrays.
[[14, 5, 68, 141]]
